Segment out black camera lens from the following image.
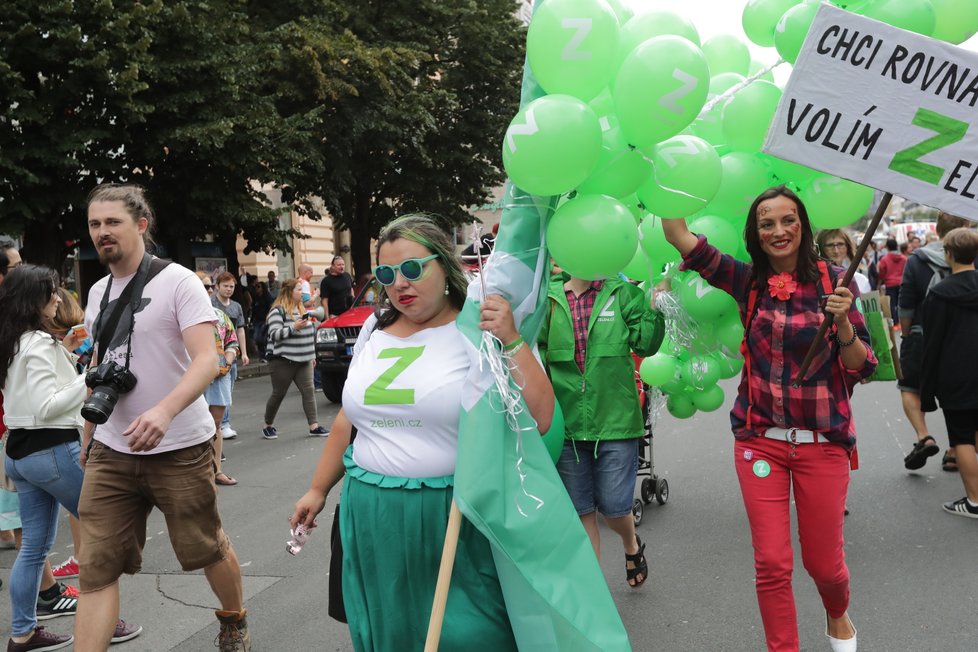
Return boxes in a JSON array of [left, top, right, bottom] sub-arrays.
[[80, 386, 119, 425]]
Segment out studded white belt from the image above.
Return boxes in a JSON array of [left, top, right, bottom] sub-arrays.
[[763, 427, 831, 444]]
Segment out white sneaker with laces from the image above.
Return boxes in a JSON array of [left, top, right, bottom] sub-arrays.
[[221, 426, 238, 440]]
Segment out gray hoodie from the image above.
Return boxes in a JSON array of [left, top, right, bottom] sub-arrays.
[[899, 240, 950, 329]]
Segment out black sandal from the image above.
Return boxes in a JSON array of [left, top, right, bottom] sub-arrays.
[[942, 451, 959, 472], [625, 535, 648, 589], [903, 437, 939, 470]]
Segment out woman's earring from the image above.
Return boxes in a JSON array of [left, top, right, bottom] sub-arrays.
[[444, 283, 450, 296]]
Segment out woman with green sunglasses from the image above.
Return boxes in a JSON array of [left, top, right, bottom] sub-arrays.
[[291, 214, 554, 652]]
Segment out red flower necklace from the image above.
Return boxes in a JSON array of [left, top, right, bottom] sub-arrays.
[[767, 272, 798, 300]]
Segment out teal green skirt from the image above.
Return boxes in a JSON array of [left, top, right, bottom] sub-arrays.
[[341, 448, 517, 652]]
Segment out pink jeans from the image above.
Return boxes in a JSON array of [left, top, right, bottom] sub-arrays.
[[734, 436, 851, 652]]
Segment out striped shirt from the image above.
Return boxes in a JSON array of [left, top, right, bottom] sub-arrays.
[[266, 306, 315, 362], [681, 236, 877, 448]]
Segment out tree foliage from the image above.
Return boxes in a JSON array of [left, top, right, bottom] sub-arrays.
[[0, 0, 525, 275]]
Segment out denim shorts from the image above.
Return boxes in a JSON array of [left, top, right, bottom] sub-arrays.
[[203, 371, 233, 407], [556, 439, 639, 518]]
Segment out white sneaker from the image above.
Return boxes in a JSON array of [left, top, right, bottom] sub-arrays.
[[221, 426, 238, 440], [826, 612, 857, 652]]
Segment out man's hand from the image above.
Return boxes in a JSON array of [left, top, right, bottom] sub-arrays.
[[240, 352, 250, 366], [122, 405, 174, 452]]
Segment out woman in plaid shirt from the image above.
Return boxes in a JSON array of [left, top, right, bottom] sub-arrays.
[[663, 185, 876, 652]]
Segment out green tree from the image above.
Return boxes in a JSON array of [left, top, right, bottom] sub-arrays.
[[0, 0, 525, 279], [312, 0, 526, 275]]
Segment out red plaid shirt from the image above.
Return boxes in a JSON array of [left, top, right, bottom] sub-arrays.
[[565, 280, 604, 372], [681, 236, 877, 448]]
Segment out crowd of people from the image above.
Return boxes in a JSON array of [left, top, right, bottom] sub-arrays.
[[0, 180, 975, 652]]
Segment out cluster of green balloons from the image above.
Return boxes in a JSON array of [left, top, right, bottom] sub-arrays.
[[743, 0, 978, 66], [638, 274, 746, 420]]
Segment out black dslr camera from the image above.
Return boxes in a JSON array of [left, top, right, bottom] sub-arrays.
[[81, 361, 138, 424]]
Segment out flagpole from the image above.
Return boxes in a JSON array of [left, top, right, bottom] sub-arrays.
[[424, 500, 463, 652], [793, 192, 893, 386]]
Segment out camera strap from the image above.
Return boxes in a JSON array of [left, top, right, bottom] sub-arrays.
[[93, 253, 171, 366]]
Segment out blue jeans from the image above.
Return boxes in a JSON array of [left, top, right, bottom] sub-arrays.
[[5, 441, 84, 636], [556, 439, 639, 519], [221, 362, 238, 428]]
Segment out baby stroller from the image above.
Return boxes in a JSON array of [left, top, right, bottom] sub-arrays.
[[632, 358, 669, 527]]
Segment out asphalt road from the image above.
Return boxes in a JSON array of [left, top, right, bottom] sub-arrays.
[[1, 372, 975, 651]]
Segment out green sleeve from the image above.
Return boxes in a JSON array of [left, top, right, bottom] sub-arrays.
[[620, 283, 664, 358]]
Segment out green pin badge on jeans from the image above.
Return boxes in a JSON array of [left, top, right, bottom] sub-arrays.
[[753, 460, 771, 478]]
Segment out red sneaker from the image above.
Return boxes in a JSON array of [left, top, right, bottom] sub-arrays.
[[51, 557, 79, 580]]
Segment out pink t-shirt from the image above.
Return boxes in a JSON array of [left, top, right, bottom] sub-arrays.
[[85, 262, 217, 454]]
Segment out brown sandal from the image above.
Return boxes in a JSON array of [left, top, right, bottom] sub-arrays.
[[942, 451, 958, 472], [215, 472, 238, 486]]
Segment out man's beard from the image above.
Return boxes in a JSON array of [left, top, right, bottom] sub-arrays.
[[97, 247, 125, 265]]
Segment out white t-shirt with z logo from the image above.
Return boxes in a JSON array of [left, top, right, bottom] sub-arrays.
[[344, 315, 467, 478], [85, 263, 217, 454]]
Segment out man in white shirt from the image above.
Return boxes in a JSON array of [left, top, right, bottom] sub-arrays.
[[77, 184, 250, 651]]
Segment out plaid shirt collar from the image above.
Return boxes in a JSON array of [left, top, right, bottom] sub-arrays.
[[565, 280, 604, 372]]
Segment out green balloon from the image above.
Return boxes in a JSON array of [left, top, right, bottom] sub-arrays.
[[666, 392, 697, 419], [640, 353, 679, 387], [621, 243, 657, 283], [861, 0, 936, 37], [702, 34, 751, 76], [613, 36, 710, 148], [619, 193, 646, 224], [930, 0, 978, 43], [638, 215, 682, 266], [689, 73, 746, 148], [759, 152, 820, 189], [716, 312, 746, 354], [541, 400, 565, 464], [714, 352, 745, 379], [691, 384, 726, 412], [604, 0, 634, 23], [679, 355, 720, 389], [721, 81, 782, 153], [691, 321, 718, 352], [547, 194, 638, 280], [502, 95, 602, 197], [706, 152, 774, 219], [797, 176, 875, 229], [688, 215, 741, 256], [618, 9, 700, 66], [637, 135, 721, 218], [578, 125, 652, 198], [526, 0, 621, 101], [775, 2, 820, 65], [748, 58, 777, 83], [677, 270, 738, 322], [743, 0, 804, 47]]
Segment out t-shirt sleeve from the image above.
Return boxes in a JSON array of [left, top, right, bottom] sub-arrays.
[[173, 269, 219, 332], [353, 313, 379, 358]]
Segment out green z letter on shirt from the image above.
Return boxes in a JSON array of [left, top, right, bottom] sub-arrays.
[[364, 346, 424, 405]]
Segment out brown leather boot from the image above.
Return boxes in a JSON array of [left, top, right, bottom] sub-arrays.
[[215, 608, 251, 652]]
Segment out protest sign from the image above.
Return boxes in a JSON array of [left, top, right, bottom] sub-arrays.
[[765, 4, 978, 222]]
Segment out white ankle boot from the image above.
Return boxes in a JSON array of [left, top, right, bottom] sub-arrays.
[[825, 612, 857, 652]]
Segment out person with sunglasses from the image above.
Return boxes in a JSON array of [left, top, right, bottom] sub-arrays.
[[290, 214, 554, 652], [261, 278, 326, 440]]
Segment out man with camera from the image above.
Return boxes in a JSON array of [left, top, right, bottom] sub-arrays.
[[78, 184, 249, 651]]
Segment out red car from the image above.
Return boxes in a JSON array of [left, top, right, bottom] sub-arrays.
[[314, 279, 382, 402]]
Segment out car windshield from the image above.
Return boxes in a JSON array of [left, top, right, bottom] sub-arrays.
[[353, 278, 383, 308]]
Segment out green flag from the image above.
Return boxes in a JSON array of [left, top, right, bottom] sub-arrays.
[[452, 9, 632, 649]]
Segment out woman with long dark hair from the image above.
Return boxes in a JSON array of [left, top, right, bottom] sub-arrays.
[[0, 266, 86, 650], [662, 186, 876, 652]]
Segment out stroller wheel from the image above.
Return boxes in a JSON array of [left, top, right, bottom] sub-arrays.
[[641, 477, 654, 504], [632, 499, 644, 526], [655, 478, 669, 505]]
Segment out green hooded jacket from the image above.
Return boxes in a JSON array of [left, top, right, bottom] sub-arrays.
[[538, 276, 664, 441]]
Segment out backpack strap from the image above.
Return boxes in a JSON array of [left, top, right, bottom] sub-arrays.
[[740, 283, 760, 430]]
